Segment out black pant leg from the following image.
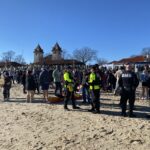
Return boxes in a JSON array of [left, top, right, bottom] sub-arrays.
[[55, 82, 62, 95], [3, 88, 7, 99], [3, 88, 9, 99], [82, 87, 86, 102], [71, 92, 76, 108], [8, 89, 10, 98], [121, 91, 128, 114], [64, 89, 71, 108], [129, 91, 135, 114], [93, 90, 100, 111]]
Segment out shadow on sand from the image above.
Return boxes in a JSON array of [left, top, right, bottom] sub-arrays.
[[1, 97, 149, 120]]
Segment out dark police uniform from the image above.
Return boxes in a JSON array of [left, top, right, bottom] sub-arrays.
[[119, 70, 139, 117]]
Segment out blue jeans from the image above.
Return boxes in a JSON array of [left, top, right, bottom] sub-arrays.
[[82, 87, 91, 103]]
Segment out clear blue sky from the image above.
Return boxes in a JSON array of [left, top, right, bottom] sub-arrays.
[[0, 0, 150, 63]]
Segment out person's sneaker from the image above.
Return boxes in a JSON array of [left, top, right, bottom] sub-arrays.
[[146, 115, 150, 118], [93, 110, 100, 114], [73, 106, 80, 109], [88, 108, 95, 112], [64, 107, 70, 111], [121, 112, 127, 117], [129, 113, 136, 118]]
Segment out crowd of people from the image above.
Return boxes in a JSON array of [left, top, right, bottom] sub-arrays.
[[0, 63, 150, 118]]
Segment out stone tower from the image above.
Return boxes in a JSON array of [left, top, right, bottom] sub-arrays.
[[34, 44, 44, 63], [51, 43, 62, 60]]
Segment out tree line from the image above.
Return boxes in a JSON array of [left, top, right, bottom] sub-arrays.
[[0, 50, 26, 65], [1, 47, 149, 65], [65, 47, 150, 65]]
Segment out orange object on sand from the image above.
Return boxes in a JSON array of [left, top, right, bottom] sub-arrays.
[[48, 96, 64, 103]]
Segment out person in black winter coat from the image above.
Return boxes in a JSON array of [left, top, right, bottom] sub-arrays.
[[21, 70, 27, 94], [33, 69, 40, 94], [107, 70, 116, 92], [26, 70, 36, 103], [119, 64, 139, 117], [3, 72, 12, 101]]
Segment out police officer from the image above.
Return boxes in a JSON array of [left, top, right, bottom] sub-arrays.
[[88, 65, 101, 113], [119, 64, 139, 117], [63, 66, 80, 110]]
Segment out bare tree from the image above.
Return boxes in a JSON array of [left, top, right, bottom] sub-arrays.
[[15, 55, 26, 64], [62, 49, 72, 59], [141, 47, 150, 56], [73, 47, 96, 64], [1, 50, 15, 62], [130, 55, 138, 58], [96, 57, 108, 65], [61, 49, 66, 59]]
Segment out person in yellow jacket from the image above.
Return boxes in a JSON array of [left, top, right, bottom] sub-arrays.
[[63, 66, 80, 110], [88, 65, 101, 113]]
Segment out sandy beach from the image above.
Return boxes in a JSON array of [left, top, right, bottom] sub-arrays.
[[0, 84, 149, 150]]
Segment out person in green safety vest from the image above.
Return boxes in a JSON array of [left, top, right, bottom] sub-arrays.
[[63, 66, 80, 111], [88, 65, 101, 113]]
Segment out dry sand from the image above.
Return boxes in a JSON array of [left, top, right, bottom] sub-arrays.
[[0, 84, 150, 150]]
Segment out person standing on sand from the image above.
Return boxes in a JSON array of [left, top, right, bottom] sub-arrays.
[[88, 65, 101, 114], [81, 70, 91, 103], [114, 66, 125, 107], [26, 70, 36, 103], [114, 66, 125, 95], [119, 64, 139, 117], [52, 65, 63, 97], [33, 69, 40, 94], [21, 70, 27, 94], [140, 67, 149, 100], [3, 72, 12, 101], [39, 67, 50, 102]]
